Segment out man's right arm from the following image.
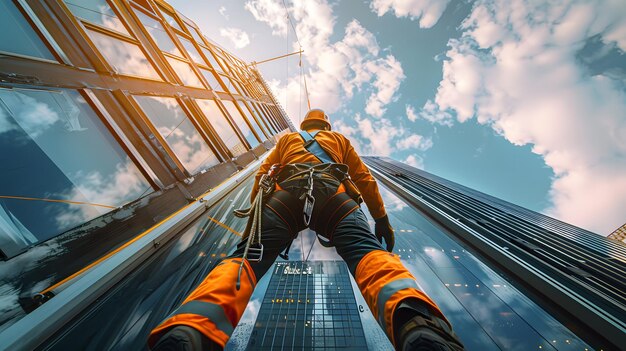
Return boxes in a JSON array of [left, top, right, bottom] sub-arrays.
[[250, 138, 282, 202]]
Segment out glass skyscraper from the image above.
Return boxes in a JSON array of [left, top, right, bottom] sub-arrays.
[[248, 261, 367, 350]]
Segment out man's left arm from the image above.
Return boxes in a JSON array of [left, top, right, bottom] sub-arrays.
[[340, 136, 395, 251]]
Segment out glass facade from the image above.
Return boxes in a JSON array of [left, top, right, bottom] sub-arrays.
[[361, 157, 623, 350], [195, 99, 247, 157], [0, 0, 290, 260], [221, 100, 260, 148], [248, 261, 367, 350], [64, 0, 130, 35], [0, 88, 150, 254], [86, 29, 161, 79], [133, 95, 218, 174], [133, 9, 181, 56], [0, 2, 55, 60]]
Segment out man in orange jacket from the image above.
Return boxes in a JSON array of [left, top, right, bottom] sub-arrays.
[[149, 109, 463, 350]]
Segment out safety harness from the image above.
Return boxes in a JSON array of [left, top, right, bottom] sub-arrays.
[[233, 130, 362, 288]]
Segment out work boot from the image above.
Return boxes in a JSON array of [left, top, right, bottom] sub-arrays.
[[394, 299, 464, 351], [151, 326, 221, 351]]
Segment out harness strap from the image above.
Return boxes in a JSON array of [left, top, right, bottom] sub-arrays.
[[299, 130, 334, 164], [311, 191, 359, 241]]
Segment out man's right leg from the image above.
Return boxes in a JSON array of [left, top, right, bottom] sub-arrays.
[[332, 209, 463, 350], [149, 207, 294, 350]]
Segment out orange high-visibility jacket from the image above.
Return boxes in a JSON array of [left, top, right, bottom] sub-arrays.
[[251, 130, 387, 220]]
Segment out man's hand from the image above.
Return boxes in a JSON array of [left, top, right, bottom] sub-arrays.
[[375, 214, 395, 252]]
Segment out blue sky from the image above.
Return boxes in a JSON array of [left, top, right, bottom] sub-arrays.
[[169, 0, 626, 235]]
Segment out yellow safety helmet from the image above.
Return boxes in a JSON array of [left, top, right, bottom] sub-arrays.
[[300, 109, 331, 131]]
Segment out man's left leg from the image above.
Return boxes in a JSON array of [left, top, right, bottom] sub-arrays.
[[331, 208, 463, 350]]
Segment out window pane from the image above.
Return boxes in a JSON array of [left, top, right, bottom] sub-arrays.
[[158, 8, 183, 32], [133, 9, 181, 56], [178, 36, 203, 64], [0, 88, 150, 252], [199, 69, 221, 90], [200, 47, 223, 72], [64, 0, 130, 35], [239, 103, 268, 140], [190, 27, 205, 45], [196, 99, 247, 157], [166, 57, 204, 88], [221, 100, 259, 148], [133, 96, 218, 174], [86, 29, 161, 80], [220, 75, 239, 93], [0, 2, 55, 60]]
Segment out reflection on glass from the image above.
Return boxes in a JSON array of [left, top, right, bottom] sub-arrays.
[[219, 75, 238, 93], [178, 36, 203, 64], [221, 100, 259, 148], [375, 185, 590, 350], [64, 0, 130, 35], [195, 99, 247, 157], [0, 88, 150, 251], [165, 57, 203, 88], [158, 8, 183, 32], [256, 105, 277, 134], [0, 2, 55, 60], [86, 29, 160, 80], [133, 9, 181, 56], [199, 69, 221, 90], [200, 47, 223, 72], [189, 26, 205, 45], [133, 96, 218, 174], [239, 103, 268, 140]]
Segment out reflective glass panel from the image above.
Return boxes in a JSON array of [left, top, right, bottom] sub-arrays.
[[178, 36, 203, 64], [64, 0, 130, 35], [133, 9, 181, 56], [199, 69, 221, 90], [195, 99, 247, 157], [221, 100, 259, 147], [190, 27, 205, 45], [158, 8, 183, 32], [133, 96, 218, 174], [0, 88, 150, 253], [220, 75, 239, 93], [239, 103, 268, 140], [165, 57, 203, 88], [86, 29, 160, 80], [0, 2, 55, 60], [200, 47, 223, 72]]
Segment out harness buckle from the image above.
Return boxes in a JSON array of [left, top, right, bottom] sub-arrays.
[[303, 194, 315, 226], [246, 243, 264, 262]]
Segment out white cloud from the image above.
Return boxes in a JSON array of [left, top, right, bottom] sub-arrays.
[[364, 55, 405, 117], [404, 154, 425, 169], [406, 104, 417, 122], [420, 99, 454, 126], [246, 0, 405, 120], [218, 6, 228, 19], [370, 0, 451, 28], [219, 27, 251, 49], [245, 0, 289, 36], [397, 134, 433, 151], [336, 113, 432, 159], [427, 0, 626, 234]]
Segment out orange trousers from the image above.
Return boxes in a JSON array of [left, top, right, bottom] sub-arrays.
[[149, 208, 447, 348]]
